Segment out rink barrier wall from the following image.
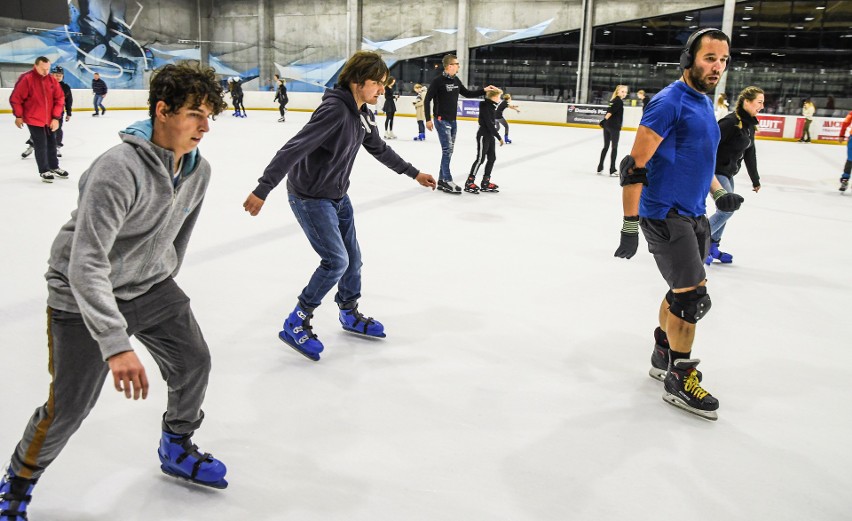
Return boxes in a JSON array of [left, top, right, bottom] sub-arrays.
[[1, 88, 845, 144]]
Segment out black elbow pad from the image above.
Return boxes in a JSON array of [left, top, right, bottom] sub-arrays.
[[619, 155, 648, 187]]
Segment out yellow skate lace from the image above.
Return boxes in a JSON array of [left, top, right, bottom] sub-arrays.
[[683, 369, 709, 400]]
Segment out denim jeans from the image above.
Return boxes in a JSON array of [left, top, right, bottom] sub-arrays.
[[708, 174, 734, 242], [434, 118, 457, 182], [93, 94, 105, 113], [288, 193, 362, 309]]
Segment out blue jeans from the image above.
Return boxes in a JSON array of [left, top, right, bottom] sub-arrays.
[[708, 174, 734, 242], [434, 118, 457, 182], [288, 193, 362, 309], [93, 94, 105, 113]]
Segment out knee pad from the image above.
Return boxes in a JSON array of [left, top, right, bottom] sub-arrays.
[[665, 290, 675, 305], [669, 286, 712, 324]]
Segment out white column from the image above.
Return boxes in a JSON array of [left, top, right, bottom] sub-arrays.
[[456, 0, 470, 85]]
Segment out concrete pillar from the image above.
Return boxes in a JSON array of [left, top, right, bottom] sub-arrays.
[[456, 0, 469, 85], [197, 0, 210, 68], [347, 0, 362, 59], [576, 0, 594, 103], [715, 0, 736, 100], [258, 0, 274, 90]]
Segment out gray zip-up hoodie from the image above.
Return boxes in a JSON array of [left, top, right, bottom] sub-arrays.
[[45, 119, 210, 360]]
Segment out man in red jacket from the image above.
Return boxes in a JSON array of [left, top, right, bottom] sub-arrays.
[[9, 56, 68, 183]]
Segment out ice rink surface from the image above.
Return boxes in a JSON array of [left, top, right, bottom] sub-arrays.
[[1, 108, 850, 520]]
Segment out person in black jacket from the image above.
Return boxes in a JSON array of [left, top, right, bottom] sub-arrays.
[[597, 84, 627, 175], [21, 66, 73, 158], [706, 86, 764, 265], [91, 72, 107, 116], [242, 51, 436, 362], [229, 77, 246, 117], [382, 77, 399, 139], [274, 75, 288, 122], [424, 54, 498, 194], [465, 89, 504, 193]]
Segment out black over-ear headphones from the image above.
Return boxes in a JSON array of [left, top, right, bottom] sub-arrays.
[[680, 28, 728, 70]]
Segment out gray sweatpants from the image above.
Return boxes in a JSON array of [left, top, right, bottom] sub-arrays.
[[10, 278, 211, 480]]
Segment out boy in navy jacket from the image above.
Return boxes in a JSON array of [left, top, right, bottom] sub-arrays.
[[243, 51, 436, 362]]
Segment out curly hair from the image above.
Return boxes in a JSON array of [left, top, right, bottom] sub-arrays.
[[148, 61, 228, 118]]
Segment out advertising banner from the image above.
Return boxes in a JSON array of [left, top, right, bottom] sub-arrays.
[[458, 99, 480, 118], [816, 118, 844, 142], [566, 104, 608, 124], [755, 116, 785, 138]]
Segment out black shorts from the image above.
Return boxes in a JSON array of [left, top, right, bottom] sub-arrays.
[[640, 209, 710, 290]]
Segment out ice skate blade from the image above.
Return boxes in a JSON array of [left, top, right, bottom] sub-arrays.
[[341, 326, 386, 339], [480, 189, 499, 193], [662, 393, 718, 421], [648, 367, 666, 382], [161, 466, 228, 489], [278, 331, 321, 361]]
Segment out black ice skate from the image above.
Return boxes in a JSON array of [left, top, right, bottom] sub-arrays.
[[21, 145, 33, 159], [650, 343, 702, 382], [438, 180, 462, 194], [840, 178, 849, 193], [464, 181, 480, 193], [480, 181, 499, 193], [662, 358, 718, 421]]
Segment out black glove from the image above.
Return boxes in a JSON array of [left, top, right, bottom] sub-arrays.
[[598, 119, 606, 127], [713, 189, 744, 212], [614, 216, 640, 259]]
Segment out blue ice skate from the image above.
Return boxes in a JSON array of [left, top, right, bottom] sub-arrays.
[[339, 305, 386, 338], [158, 431, 228, 489], [0, 467, 37, 521], [705, 240, 733, 265], [279, 304, 324, 361]]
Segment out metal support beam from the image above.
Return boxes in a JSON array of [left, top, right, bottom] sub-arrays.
[[347, 0, 362, 59], [456, 0, 469, 85], [258, 0, 274, 89], [715, 0, 736, 100], [576, 0, 594, 103]]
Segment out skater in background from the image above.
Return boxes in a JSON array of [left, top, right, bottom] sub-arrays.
[[21, 66, 72, 160], [706, 86, 764, 265], [637, 89, 649, 112], [838, 109, 852, 192], [382, 76, 398, 139], [242, 51, 436, 362], [597, 84, 627, 176], [800, 99, 815, 143], [0, 63, 231, 521], [465, 89, 504, 193], [412, 83, 426, 141], [91, 72, 108, 116], [714, 92, 728, 121], [495, 93, 520, 144], [274, 75, 289, 122], [614, 28, 744, 421], [424, 54, 498, 194], [229, 77, 246, 117], [9, 56, 68, 183]]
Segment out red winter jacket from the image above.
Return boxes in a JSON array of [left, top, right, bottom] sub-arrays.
[[840, 110, 852, 140], [9, 69, 65, 127]]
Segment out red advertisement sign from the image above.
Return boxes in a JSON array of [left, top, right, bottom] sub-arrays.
[[817, 118, 843, 142], [755, 116, 785, 137]]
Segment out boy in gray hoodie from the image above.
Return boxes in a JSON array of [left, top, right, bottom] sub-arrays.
[[1, 62, 230, 520]]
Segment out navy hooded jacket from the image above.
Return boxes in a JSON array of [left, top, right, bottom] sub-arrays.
[[253, 85, 420, 201]]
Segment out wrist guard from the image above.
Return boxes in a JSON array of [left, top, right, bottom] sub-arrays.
[[619, 155, 648, 187], [621, 216, 639, 234]]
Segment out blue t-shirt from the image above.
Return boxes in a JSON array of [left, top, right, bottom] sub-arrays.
[[639, 81, 720, 219]]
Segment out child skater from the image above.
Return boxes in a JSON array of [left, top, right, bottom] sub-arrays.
[[465, 89, 504, 193], [412, 84, 426, 141], [495, 93, 520, 144]]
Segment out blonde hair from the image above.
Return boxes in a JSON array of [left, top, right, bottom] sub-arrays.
[[413, 83, 423, 92], [716, 93, 728, 108], [611, 85, 628, 101], [732, 86, 764, 128], [501, 93, 511, 100], [486, 89, 502, 100]]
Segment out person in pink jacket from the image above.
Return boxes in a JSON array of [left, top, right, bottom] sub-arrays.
[[9, 56, 68, 182]]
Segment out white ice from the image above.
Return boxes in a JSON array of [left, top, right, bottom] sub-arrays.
[[1, 109, 850, 521]]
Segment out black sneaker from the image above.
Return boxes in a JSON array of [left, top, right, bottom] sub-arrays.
[[40, 171, 55, 183], [663, 358, 718, 420], [51, 168, 69, 179]]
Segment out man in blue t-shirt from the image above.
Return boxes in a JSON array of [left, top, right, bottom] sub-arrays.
[[613, 28, 745, 421]]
